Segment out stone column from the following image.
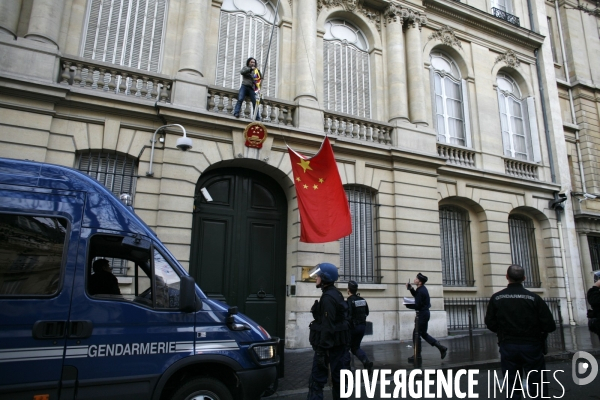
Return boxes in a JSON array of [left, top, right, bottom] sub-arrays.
[[178, 0, 209, 76], [25, 0, 65, 48], [384, 3, 408, 123], [0, 0, 22, 37], [405, 11, 427, 126], [293, 0, 322, 130]]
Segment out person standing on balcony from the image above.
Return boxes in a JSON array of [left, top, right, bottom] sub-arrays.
[[346, 280, 374, 374], [485, 264, 556, 400], [405, 273, 448, 362], [233, 57, 261, 121]]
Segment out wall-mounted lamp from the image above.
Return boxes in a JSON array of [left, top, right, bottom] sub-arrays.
[[146, 124, 191, 176]]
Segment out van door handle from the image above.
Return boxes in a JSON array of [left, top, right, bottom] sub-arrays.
[[32, 320, 67, 339], [68, 320, 93, 339]]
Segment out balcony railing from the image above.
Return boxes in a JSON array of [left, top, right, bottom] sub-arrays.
[[207, 86, 296, 126], [492, 7, 520, 26], [504, 158, 539, 180], [324, 111, 393, 146], [59, 57, 172, 102], [437, 143, 476, 168]]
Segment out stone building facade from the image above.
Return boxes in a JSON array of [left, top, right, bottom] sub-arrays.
[[0, 0, 595, 348]]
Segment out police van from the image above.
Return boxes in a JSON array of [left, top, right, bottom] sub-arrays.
[[0, 158, 279, 400]]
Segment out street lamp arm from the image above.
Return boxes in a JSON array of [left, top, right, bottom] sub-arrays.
[[146, 124, 189, 177]]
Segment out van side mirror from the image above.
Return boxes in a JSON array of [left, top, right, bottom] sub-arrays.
[[179, 275, 197, 312]]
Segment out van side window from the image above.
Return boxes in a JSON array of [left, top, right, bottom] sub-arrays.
[[0, 213, 67, 296], [154, 248, 181, 309]]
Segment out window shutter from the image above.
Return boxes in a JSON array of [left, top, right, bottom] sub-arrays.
[[461, 80, 472, 148], [498, 91, 512, 157], [526, 97, 542, 162]]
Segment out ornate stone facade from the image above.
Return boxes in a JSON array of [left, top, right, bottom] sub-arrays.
[[427, 25, 462, 49], [494, 49, 521, 69]]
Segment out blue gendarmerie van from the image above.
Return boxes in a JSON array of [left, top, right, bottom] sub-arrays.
[[0, 157, 279, 400]]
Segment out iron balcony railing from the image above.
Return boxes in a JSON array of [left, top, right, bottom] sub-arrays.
[[492, 7, 520, 26]]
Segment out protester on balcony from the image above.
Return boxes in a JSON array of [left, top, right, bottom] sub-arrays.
[[485, 264, 556, 400], [587, 270, 600, 339], [405, 273, 448, 362], [233, 57, 261, 121]]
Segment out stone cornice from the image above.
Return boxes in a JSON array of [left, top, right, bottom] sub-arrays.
[[423, 0, 545, 50]]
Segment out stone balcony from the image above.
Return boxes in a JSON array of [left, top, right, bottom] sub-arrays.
[[437, 143, 476, 168], [324, 111, 393, 146], [504, 158, 539, 180]]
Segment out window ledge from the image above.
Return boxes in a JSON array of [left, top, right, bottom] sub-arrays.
[[443, 286, 478, 292], [526, 287, 545, 293], [337, 283, 387, 291], [117, 277, 133, 285]]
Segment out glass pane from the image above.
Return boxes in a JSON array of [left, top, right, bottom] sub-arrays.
[[154, 248, 181, 309], [0, 214, 67, 296]]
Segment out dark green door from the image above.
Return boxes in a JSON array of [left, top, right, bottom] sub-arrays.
[[191, 168, 287, 338]]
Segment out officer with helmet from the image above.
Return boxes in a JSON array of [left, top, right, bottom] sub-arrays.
[[307, 263, 351, 400], [346, 280, 374, 373]]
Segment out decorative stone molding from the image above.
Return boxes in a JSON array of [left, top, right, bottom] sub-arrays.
[[383, 2, 426, 29], [427, 25, 462, 50], [359, 6, 382, 32], [494, 49, 521, 69], [404, 8, 427, 29], [318, 0, 383, 33]]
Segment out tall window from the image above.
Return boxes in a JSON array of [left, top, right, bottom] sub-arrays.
[[588, 236, 600, 271], [431, 52, 470, 147], [508, 214, 541, 288], [323, 20, 371, 118], [439, 206, 474, 286], [82, 0, 167, 72], [492, 0, 513, 13], [497, 74, 536, 161], [215, 0, 279, 97], [339, 186, 377, 283]]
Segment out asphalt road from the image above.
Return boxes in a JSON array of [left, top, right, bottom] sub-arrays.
[[271, 358, 600, 399]]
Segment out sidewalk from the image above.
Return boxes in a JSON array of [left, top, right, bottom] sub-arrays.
[[267, 326, 600, 398]]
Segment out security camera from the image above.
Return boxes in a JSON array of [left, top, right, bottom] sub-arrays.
[[584, 193, 597, 199], [549, 191, 568, 211], [176, 136, 193, 151]]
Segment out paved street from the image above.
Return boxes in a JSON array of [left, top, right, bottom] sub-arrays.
[[265, 326, 600, 399]]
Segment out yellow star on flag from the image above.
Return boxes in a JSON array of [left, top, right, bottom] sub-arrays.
[[313, 184, 318, 190], [319, 178, 324, 183], [297, 158, 313, 173], [303, 184, 308, 189], [296, 177, 301, 182]]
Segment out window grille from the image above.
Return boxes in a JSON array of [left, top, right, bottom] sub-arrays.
[[339, 186, 378, 283], [215, 4, 279, 97], [431, 53, 467, 146], [508, 215, 541, 288], [587, 236, 600, 271], [323, 20, 371, 118], [439, 206, 474, 286], [77, 152, 138, 276]]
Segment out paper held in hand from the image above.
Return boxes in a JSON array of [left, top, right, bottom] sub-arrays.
[[403, 297, 415, 305]]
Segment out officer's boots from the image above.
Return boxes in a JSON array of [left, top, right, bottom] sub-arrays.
[[434, 341, 448, 359], [407, 345, 422, 363], [363, 358, 374, 375]]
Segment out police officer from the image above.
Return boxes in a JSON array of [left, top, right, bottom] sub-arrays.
[[587, 270, 600, 340], [307, 263, 350, 400], [347, 280, 374, 373], [485, 265, 556, 400], [406, 273, 447, 362]]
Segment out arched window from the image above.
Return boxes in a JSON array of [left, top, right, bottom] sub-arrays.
[[323, 20, 371, 118], [508, 214, 541, 288], [82, 0, 167, 72], [339, 186, 377, 283], [431, 52, 471, 147], [497, 74, 540, 162], [439, 206, 474, 286], [215, 0, 279, 97]]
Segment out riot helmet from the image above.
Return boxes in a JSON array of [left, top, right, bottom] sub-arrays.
[[309, 263, 339, 285]]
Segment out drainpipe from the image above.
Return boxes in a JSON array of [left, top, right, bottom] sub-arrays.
[[527, 0, 576, 325]]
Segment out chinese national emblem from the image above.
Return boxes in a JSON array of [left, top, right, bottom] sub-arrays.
[[244, 122, 268, 149]]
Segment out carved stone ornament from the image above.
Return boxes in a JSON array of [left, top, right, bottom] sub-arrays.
[[317, 0, 363, 12], [427, 25, 462, 49], [495, 49, 521, 68]]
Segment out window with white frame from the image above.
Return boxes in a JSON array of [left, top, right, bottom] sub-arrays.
[[492, 0, 513, 13], [431, 52, 471, 147], [439, 206, 474, 286], [82, 0, 167, 72], [323, 20, 371, 118], [497, 74, 540, 162], [508, 214, 541, 288], [339, 186, 377, 283], [215, 0, 279, 97]]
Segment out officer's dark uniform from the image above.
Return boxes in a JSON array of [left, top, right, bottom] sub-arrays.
[[347, 283, 373, 371], [587, 283, 600, 339], [406, 273, 447, 361], [308, 266, 350, 400], [485, 281, 556, 399]]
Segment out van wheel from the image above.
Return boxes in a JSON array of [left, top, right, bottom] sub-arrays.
[[170, 377, 233, 400]]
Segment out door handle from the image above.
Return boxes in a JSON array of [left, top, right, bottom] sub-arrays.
[[68, 320, 93, 339], [257, 289, 266, 299], [32, 320, 66, 339]]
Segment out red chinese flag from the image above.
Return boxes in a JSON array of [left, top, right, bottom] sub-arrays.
[[287, 137, 352, 243]]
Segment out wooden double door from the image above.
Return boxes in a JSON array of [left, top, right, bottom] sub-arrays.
[[190, 168, 287, 338]]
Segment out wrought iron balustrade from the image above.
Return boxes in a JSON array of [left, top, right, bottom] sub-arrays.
[[492, 7, 520, 26]]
